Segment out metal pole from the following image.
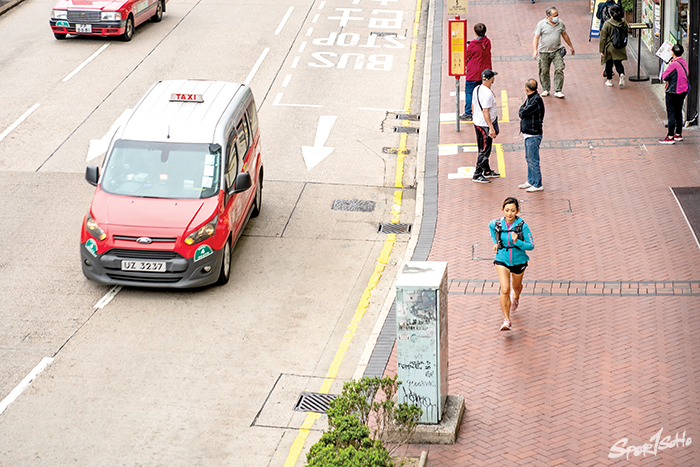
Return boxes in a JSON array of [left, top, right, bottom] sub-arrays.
[[686, 0, 699, 125], [629, 26, 649, 81], [456, 77, 460, 132]]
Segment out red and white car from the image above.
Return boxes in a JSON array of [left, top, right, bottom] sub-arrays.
[[50, 0, 167, 41]]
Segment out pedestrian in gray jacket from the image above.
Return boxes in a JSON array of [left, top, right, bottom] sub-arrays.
[[518, 79, 545, 192]]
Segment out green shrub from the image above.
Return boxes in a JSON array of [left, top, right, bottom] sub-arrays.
[[621, 0, 634, 13], [305, 376, 423, 466]]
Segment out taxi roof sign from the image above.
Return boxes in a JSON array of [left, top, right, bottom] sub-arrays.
[[170, 93, 204, 103]]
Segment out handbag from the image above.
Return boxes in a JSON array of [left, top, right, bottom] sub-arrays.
[[558, 46, 567, 58]]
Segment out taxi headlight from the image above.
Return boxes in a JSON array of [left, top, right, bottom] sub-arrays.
[[185, 217, 217, 245], [52, 9, 67, 19], [86, 214, 107, 241], [101, 11, 121, 21]]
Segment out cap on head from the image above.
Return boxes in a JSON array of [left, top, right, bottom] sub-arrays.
[[481, 69, 498, 80]]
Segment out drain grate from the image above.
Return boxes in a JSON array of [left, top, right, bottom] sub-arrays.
[[332, 199, 376, 212], [394, 126, 419, 134], [294, 392, 337, 413], [395, 113, 420, 121], [378, 223, 412, 234]]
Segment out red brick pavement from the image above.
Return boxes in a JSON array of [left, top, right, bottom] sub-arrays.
[[385, 0, 700, 465]]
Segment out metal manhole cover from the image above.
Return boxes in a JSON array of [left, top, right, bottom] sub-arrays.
[[332, 199, 376, 212], [378, 223, 412, 234], [293, 392, 337, 413]]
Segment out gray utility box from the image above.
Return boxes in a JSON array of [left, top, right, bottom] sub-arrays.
[[395, 261, 449, 424]]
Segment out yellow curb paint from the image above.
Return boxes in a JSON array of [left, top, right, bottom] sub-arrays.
[[281, 0, 421, 464], [495, 143, 505, 177], [500, 90, 509, 122]]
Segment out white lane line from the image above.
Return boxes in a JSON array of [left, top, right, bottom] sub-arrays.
[[244, 48, 270, 86], [62, 44, 110, 82], [298, 41, 307, 52], [312, 13, 320, 23], [0, 357, 54, 416], [94, 285, 122, 309], [273, 93, 322, 108], [306, 27, 313, 36], [319, 1, 325, 9], [0, 103, 40, 143], [275, 6, 294, 35], [282, 74, 292, 87], [291, 56, 300, 68]]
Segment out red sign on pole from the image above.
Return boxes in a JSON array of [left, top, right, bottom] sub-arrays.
[[448, 17, 467, 77]]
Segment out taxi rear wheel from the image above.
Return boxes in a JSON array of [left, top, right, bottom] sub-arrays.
[[151, 1, 163, 22], [216, 238, 232, 285], [121, 16, 134, 42], [251, 172, 262, 218], [54, 32, 67, 40]]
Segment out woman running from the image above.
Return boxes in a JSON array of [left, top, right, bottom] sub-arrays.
[[489, 197, 534, 331]]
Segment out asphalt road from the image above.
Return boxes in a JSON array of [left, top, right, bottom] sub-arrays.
[[0, 0, 425, 465]]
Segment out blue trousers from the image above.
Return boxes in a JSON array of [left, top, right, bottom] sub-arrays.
[[524, 135, 543, 188], [464, 80, 480, 115]]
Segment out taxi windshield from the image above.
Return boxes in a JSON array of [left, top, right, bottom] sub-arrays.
[[101, 140, 220, 199]]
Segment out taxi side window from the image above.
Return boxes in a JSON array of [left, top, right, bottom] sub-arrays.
[[247, 104, 259, 135], [225, 130, 239, 190], [237, 118, 250, 157]]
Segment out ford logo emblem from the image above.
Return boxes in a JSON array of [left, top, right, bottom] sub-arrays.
[[136, 237, 153, 244]]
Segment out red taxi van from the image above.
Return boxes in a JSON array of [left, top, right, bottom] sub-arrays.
[[81, 80, 263, 288], [50, 0, 167, 41]]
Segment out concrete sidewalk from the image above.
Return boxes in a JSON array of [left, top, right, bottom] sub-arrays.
[[387, 0, 700, 465]]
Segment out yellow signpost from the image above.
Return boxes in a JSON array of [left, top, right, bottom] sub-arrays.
[[449, 17, 466, 131]]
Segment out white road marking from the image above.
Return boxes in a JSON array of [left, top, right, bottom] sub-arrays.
[[359, 107, 403, 111], [244, 48, 270, 86], [301, 115, 337, 170], [291, 56, 300, 68], [275, 6, 294, 35], [282, 74, 292, 87], [319, 1, 326, 9], [298, 41, 307, 52], [312, 13, 320, 23], [273, 93, 322, 108], [94, 285, 122, 309], [306, 27, 313, 36], [0, 103, 40, 143], [62, 44, 109, 82], [0, 357, 54, 416], [87, 109, 132, 161]]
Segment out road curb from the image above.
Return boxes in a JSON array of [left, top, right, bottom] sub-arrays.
[[418, 450, 428, 467], [0, 0, 25, 16]]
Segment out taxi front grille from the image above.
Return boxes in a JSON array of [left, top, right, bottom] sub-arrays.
[[106, 272, 183, 283], [107, 249, 181, 260], [67, 11, 101, 23]]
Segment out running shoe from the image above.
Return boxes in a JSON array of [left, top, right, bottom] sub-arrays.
[[510, 298, 519, 313], [658, 136, 675, 145], [500, 319, 512, 331]]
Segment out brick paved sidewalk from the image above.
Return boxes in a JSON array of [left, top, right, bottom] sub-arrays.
[[387, 0, 700, 465]]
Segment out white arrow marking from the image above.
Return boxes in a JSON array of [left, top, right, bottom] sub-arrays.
[[302, 116, 337, 170], [87, 109, 132, 162]]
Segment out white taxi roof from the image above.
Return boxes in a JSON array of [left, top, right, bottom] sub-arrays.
[[119, 80, 245, 144]]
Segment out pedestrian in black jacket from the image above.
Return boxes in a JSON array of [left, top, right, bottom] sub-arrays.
[[518, 79, 545, 192]]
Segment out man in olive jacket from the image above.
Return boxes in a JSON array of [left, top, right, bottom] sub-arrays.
[[518, 79, 545, 192], [599, 5, 629, 88]]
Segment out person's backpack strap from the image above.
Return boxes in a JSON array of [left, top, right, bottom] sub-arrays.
[[495, 217, 523, 250], [494, 217, 504, 250]]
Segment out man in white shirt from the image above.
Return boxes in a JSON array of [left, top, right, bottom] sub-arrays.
[[472, 69, 500, 184], [532, 7, 575, 98]]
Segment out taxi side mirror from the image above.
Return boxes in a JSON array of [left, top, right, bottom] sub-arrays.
[[230, 172, 252, 194], [86, 166, 99, 186]]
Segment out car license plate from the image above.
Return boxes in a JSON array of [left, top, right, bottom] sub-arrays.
[[76, 24, 92, 33], [121, 260, 166, 272]]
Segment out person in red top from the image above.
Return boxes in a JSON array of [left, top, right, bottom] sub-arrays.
[[659, 44, 690, 144], [460, 23, 492, 120]]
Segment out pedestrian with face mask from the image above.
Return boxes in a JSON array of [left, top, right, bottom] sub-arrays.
[[532, 6, 575, 98]]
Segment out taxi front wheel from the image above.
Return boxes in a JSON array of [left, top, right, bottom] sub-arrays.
[[216, 238, 232, 286], [121, 16, 134, 42]]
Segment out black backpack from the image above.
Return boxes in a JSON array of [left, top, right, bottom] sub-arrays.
[[611, 24, 628, 49], [494, 218, 524, 250]]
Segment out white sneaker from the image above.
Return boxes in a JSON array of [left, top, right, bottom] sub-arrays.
[[605, 80, 613, 87], [541, 90, 549, 97], [526, 185, 544, 192], [553, 91, 565, 98], [619, 74, 625, 88], [518, 182, 532, 189]]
